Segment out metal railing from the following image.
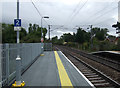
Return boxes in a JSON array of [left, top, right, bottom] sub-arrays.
[[1, 43, 45, 86], [0, 44, 2, 88]]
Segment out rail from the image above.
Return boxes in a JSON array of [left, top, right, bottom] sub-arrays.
[[57, 46, 120, 72], [71, 48, 120, 72]]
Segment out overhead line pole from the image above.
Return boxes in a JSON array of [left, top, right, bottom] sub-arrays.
[[118, 1, 120, 23], [41, 17, 43, 42], [90, 25, 93, 49], [118, 1, 120, 36], [48, 25, 51, 40]]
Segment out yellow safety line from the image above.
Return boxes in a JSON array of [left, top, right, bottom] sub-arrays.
[[54, 51, 73, 87]]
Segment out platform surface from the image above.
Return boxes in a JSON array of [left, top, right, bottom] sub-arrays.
[[22, 51, 94, 87]]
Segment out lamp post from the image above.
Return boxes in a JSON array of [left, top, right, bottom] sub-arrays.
[[40, 16, 49, 56], [41, 16, 49, 43]]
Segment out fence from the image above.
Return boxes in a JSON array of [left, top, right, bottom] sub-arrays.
[[1, 43, 45, 86], [0, 45, 2, 87]]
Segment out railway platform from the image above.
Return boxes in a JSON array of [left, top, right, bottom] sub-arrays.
[[22, 51, 94, 87]]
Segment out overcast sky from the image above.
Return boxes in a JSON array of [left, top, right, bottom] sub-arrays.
[[1, 0, 120, 38]]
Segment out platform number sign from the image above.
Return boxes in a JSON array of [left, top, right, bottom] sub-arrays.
[[14, 19, 21, 27], [14, 19, 21, 31]]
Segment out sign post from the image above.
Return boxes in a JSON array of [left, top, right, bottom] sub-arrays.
[[12, 0, 25, 87]]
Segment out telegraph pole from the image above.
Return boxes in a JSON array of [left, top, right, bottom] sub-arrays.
[[118, 1, 120, 36], [90, 25, 93, 49], [48, 25, 51, 40], [112, 1, 120, 36], [41, 17, 43, 42], [118, 1, 120, 23]]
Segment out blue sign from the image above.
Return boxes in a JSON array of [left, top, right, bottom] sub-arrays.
[[14, 19, 21, 27]]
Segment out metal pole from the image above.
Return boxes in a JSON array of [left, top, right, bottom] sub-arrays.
[[118, 1, 120, 37], [16, 0, 21, 85], [41, 17, 44, 53], [118, 1, 120, 71], [118, 1, 120, 23], [90, 25, 93, 49], [48, 25, 50, 40], [41, 17, 43, 42], [17, 0, 19, 19], [17, 0, 20, 56], [12, 0, 25, 87]]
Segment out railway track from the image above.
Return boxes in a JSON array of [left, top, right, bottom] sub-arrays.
[[71, 48, 120, 72], [57, 46, 120, 72], [55, 46, 120, 88]]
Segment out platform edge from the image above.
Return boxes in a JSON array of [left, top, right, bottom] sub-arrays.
[[59, 51, 95, 88]]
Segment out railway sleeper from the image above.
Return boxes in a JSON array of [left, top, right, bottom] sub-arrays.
[[86, 75, 99, 78], [82, 69, 92, 72], [89, 77, 102, 80], [82, 71, 93, 73], [82, 71, 93, 74], [91, 80, 106, 83], [84, 73, 96, 76], [80, 68, 88, 70], [94, 82, 111, 87]]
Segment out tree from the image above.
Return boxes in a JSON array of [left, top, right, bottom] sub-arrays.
[[91, 27, 108, 41], [28, 23, 32, 33], [75, 28, 87, 44], [62, 33, 74, 42], [2, 23, 48, 43], [33, 24, 37, 32], [36, 27, 41, 38], [2, 24, 16, 43], [20, 28, 27, 41], [43, 28, 47, 40], [52, 36, 58, 44]]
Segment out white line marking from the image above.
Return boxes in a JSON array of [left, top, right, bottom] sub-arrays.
[[59, 51, 95, 88]]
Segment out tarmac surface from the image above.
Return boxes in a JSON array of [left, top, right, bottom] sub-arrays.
[[22, 51, 94, 87]]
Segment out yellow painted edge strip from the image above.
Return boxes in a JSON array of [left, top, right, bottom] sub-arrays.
[[54, 51, 73, 87]]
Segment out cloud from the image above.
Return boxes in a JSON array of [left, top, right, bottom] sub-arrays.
[[1, 0, 119, 38]]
